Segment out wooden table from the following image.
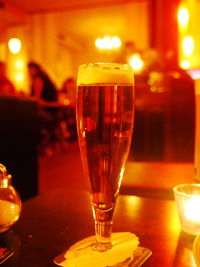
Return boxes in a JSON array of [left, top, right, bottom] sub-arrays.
[[0, 188, 196, 267], [122, 161, 194, 199]]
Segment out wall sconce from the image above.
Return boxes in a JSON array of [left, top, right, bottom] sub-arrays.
[[15, 60, 23, 69], [178, 6, 189, 28], [182, 36, 194, 56], [95, 36, 122, 50], [15, 73, 24, 82], [8, 38, 21, 54]]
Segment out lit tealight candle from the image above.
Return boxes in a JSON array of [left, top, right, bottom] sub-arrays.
[[184, 198, 200, 222], [173, 184, 200, 235]]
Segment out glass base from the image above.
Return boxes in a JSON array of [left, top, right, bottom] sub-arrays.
[[91, 241, 112, 252], [54, 232, 142, 267], [94, 220, 113, 251]]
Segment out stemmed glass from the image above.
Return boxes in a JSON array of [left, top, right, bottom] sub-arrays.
[[76, 63, 134, 252]]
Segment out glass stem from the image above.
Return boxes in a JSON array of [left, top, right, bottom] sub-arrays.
[[93, 220, 113, 251]]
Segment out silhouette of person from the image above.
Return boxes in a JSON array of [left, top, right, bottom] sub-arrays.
[[0, 61, 16, 96]]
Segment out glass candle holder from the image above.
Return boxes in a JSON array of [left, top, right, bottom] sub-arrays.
[[173, 184, 200, 235], [0, 164, 22, 233]]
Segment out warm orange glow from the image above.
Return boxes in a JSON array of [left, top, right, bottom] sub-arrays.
[[15, 60, 23, 69], [182, 36, 194, 56], [111, 37, 121, 48], [8, 38, 21, 54], [103, 36, 112, 49], [178, 7, 189, 28], [184, 199, 200, 222], [178, 2, 200, 69], [15, 73, 24, 81], [180, 60, 190, 69], [193, 234, 200, 266], [129, 53, 143, 73], [95, 36, 122, 50], [187, 69, 200, 80], [95, 39, 105, 49]]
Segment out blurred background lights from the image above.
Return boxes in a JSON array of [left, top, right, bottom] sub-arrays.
[[15, 60, 23, 69], [8, 38, 22, 54], [111, 37, 121, 48], [187, 69, 200, 80], [182, 36, 194, 56], [180, 60, 190, 69], [129, 53, 144, 73], [95, 39, 105, 49], [178, 7, 189, 28], [95, 36, 122, 50], [103, 36, 112, 49], [15, 73, 24, 81]]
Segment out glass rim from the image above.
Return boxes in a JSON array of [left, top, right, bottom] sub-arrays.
[[79, 62, 132, 68], [77, 62, 134, 86], [173, 183, 200, 198]]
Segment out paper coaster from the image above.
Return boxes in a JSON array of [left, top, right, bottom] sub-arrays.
[[54, 232, 152, 267]]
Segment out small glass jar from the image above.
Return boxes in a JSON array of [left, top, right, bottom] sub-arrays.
[[0, 164, 22, 233]]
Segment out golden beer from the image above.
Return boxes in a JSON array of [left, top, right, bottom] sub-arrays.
[[76, 63, 134, 250]]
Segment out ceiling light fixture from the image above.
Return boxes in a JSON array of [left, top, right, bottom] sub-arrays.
[[95, 36, 122, 50]]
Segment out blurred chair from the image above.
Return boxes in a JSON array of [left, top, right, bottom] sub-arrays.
[[130, 76, 195, 162], [131, 83, 171, 161], [0, 95, 39, 201], [169, 74, 195, 162]]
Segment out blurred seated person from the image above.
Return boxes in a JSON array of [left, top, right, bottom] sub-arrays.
[[59, 77, 76, 107], [59, 77, 77, 141], [27, 61, 58, 106], [0, 61, 16, 95], [27, 61, 59, 154]]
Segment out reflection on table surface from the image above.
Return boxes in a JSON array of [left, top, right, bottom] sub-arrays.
[[0, 187, 196, 266], [122, 161, 194, 199]]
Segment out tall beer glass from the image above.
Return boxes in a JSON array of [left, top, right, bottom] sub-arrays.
[[194, 78, 200, 183], [76, 63, 134, 251]]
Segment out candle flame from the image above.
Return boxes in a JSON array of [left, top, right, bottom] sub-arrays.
[[184, 199, 200, 222]]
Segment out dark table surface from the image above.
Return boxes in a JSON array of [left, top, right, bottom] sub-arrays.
[[122, 161, 194, 199], [0, 187, 196, 267]]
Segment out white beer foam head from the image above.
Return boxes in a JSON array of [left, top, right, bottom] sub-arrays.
[[77, 63, 134, 85]]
